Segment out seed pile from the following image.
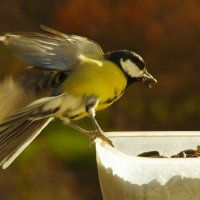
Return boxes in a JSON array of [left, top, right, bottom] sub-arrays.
[[137, 146, 200, 158]]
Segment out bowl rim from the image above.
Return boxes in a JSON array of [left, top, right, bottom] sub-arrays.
[[102, 131, 200, 138], [95, 131, 200, 163]]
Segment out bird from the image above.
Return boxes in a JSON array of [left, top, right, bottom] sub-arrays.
[[0, 25, 157, 169]]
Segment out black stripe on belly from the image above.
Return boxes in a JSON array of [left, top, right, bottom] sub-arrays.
[[63, 111, 83, 120], [104, 89, 125, 104], [69, 114, 82, 120]]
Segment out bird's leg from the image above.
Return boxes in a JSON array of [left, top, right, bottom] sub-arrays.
[[61, 118, 100, 147], [61, 97, 114, 147], [65, 121, 94, 137], [86, 105, 114, 147], [63, 119, 113, 147], [61, 118, 94, 137]]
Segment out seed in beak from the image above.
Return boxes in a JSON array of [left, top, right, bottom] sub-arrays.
[[142, 72, 157, 88]]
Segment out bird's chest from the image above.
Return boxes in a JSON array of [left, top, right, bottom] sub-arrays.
[[57, 61, 127, 119], [62, 61, 127, 102]]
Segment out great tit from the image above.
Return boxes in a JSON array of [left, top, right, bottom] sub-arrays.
[[0, 26, 157, 169]]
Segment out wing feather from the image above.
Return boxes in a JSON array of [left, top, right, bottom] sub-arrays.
[[0, 26, 103, 70]]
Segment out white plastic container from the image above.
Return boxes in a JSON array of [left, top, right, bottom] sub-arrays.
[[96, 132, 200, 200]]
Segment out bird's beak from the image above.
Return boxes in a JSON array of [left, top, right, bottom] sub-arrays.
[[142, 71, 157, 88]]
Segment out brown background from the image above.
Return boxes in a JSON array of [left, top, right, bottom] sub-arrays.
[[0, 0, 199, 199]]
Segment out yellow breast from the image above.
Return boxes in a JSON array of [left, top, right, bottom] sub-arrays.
[[62, 58, 127, 111]]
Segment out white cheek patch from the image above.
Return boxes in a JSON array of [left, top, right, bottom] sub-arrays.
[[120, 59, 143, 77]]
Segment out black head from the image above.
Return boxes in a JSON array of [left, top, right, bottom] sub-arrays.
[[105, 50, 157, 87]]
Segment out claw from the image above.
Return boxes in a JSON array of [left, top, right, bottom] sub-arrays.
[[88, 130, 98, 148], [88, 130, 114, 147], [63, 121, 114, 147]]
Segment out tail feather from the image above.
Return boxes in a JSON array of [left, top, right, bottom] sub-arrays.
[[0, 118, 52, 169], [0, 94, 63, 169]]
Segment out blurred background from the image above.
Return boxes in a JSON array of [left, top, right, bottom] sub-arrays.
[[0, 0, 199, 199]]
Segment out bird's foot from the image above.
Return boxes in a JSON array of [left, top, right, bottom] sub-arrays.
[[63, 121, 114, 147], [88, 130, 114, 147]]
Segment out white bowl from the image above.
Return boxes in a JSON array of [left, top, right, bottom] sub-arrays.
[[96, 131, 200, 200]]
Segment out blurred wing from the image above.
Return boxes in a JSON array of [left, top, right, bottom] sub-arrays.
[[0, 25, 103, 71], [0, 77, 34, 122]]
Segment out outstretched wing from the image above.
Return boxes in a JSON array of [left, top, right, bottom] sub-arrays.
[[0, 25, 103, 71]]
